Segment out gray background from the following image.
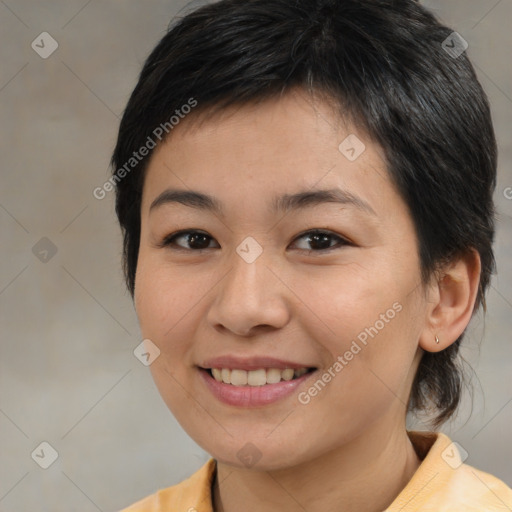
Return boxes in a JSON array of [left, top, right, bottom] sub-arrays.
[[0, 1, 511, 511]]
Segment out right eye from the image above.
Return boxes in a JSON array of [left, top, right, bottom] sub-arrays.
[[159, 230, 219, 251]]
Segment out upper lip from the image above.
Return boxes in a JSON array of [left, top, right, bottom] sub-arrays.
[[200, 356, 316, 371]]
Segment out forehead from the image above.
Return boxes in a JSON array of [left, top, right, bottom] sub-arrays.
[[141, 90, 398, 220]]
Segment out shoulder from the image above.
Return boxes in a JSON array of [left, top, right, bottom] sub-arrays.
[[423, 462, 512, 511], [119, 458, 216, 512], [387, 431, 512, 511]]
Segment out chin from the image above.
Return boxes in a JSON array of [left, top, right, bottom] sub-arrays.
[[195, 433, 312, 471]]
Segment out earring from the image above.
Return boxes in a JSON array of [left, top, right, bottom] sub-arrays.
[[435, 335, 440, 344]]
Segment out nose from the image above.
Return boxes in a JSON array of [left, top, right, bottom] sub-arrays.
[[206, 247, 291, 337]]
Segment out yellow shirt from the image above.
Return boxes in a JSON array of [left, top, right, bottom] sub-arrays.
[[120, 431, 512, 511]]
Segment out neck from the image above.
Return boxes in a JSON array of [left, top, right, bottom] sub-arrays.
[[212, 421, 421, 512]]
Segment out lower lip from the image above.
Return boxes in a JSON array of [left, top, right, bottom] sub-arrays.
[[199, 368, 315, 407]]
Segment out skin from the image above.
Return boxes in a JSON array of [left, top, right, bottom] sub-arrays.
[[134, 88, 481, 512]]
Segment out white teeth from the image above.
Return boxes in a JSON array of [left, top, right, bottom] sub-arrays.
[[247, 369, 267, 386], [281, 368, 294, 381], [230, 369, 247, 386], [266, 368, 282, 384], [210, 367, 310, 386], [221, 368, 231, 384], [294, 368, 308, 378]]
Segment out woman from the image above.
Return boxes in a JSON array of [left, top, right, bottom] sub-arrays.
[[111, 0, 512, 510]]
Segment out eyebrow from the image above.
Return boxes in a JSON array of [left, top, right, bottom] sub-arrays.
[[149, 188, 376, 216]]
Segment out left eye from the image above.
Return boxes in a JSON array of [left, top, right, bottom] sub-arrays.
[[160, 230, 217, 251], [291, 229, 350, 253], [159, 229, 350, 253]]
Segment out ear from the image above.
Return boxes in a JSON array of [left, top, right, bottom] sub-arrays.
[[418, 249, 481, 353]]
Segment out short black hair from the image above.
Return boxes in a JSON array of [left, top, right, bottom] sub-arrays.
[[111, 0, 497, 427]]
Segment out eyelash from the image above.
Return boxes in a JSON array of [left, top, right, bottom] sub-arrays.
[[158, 229, 352, 254]]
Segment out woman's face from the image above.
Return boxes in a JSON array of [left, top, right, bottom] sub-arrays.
[[135, 90, 429, 470]]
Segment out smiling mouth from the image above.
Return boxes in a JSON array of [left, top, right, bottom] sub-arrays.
[[206, 367, 316, 386]]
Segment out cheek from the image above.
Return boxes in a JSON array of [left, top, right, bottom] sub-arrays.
[[135, 252, 195, 333], [134, 257, 200, 414], [291, 264, 422, 399], [291, 260, 409, 340]]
